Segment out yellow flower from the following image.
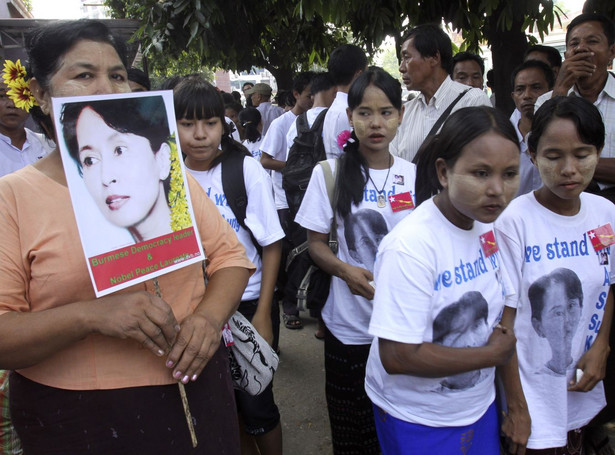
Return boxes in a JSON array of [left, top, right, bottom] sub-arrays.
[[6, 78, 37, 112], [168, 137, 193, 232], [2, 60, 27, 87]]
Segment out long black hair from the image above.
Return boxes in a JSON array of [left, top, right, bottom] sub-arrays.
[[173, 76, 249, 168], [238, 107, 262, 144], [335, 67, 402, 219], [414, 106, 518, 206]]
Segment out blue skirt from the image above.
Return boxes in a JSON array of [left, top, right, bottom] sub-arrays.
[[373, 401, 500, 455]]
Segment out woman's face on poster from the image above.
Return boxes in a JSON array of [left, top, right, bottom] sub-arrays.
[[536, 280, 582, 356], [75, 107, 169, 229]]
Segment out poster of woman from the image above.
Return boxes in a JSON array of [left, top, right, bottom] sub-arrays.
[[53, 91, 204, 297]]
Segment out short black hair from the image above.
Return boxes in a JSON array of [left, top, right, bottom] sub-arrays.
[[528, 96, 605, 155], [61, 95, 170, 174], [328, 44, 368, 86], [510, 60, 555, 90], [524, 45, 562, 69], [310, 72, 335, 95], [292, 71, 315, 94], [451, 51, 485, 76], [566, 13, 614, 46], [127, 67, 151, 91], [26, 20, 127, 90], [402, 24, 453, 73]]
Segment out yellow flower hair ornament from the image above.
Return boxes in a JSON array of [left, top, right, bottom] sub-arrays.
[[2, 59, 37, 113]]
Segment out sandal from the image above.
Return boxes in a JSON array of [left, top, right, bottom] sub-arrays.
[[283, 314, 303, 330]]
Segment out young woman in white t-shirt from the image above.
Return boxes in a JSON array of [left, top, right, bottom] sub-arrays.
[[239, 107, 264, 161], [173, 76, 284, 455], [495, 96, 614, 453], [365, 106, 522, 454], [296, 67, 416, 455]]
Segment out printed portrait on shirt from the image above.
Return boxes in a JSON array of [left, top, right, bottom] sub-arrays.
[[529, 268, 582, 376], [344, 209, 388, 273], [432, 291, 490, 390]]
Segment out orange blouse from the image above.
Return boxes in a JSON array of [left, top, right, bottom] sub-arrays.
[[0, 166, 254, 390]]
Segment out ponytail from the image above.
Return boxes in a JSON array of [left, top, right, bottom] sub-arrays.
[[238, 107, 262, 143], [414, 135, 443, 206], [335, 130, 369, 219]]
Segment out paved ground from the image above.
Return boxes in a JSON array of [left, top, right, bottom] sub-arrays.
[[273, 313, 615, 455], [274, 315, 333, 455]]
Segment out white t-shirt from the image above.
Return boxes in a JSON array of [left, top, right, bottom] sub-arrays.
[[257, 101, 284, 135], [495, 192, 615, 449], [365, 198, 511, 427], [295, 157, 416, 344], [322, 92, 350, 160], [187, 156, 284, 301], [260, 110, 297, 210], [242, 138, 263, 161], [225, 117, 241, 142]]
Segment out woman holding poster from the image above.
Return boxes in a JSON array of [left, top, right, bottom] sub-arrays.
[[0, 20, 252, 454], [495, 96, 615, 453]]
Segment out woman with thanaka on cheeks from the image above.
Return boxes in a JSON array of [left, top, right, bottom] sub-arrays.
[[364, 106, 521, 454], [0, 20, 251, 454], [174, 76, 285, 455], [495, 96, 614, 454], [295, 67, 416, 454]]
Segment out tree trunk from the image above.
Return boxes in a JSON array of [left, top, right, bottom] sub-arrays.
[[486, 5, 529, 116], [266, 66, 294, 92]]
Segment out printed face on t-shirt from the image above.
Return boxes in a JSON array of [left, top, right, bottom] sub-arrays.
[[345, 209, 388, 273], [529, 268, 583, 375], [432, 291, 490, 390]]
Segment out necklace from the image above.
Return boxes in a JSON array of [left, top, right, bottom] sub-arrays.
[[367, 154, 392, 208]]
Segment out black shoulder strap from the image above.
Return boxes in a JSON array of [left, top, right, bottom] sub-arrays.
[[427, 88, 471, 138], [312, 108, 328, 129], [296, 112, 310, 135], [221, 153, 262, 257], [413, 88, 471, 164]]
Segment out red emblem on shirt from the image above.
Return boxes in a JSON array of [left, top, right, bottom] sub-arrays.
[[388, 192, 414, 212], [588, 224, 615, 251], [480, 230, 498, 257]]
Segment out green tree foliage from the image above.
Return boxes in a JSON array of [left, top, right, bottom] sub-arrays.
[[105, 0, 348, 89], [106, 0, 614, 110]]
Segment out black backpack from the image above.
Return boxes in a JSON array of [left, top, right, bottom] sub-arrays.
[[220, 151, 262, 257], [282, 108, 328, 220]]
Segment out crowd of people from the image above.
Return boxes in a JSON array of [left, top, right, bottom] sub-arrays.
[[0, 10, 613, 455]]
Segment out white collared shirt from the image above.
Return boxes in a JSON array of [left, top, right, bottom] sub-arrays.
[[0, 128, 54, 177], [390, 77, 492, 162], [510, 108, 542, 197]]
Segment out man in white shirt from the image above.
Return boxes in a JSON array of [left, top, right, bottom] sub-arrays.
[[450, 51, 485, 89], [535, 13, 615, 200], [322, 44, 368, 159], [245, 83, 284, 135], [261, 72, 315, 212], [509, 60, 553, 196], [260, 72, 315, 329], [0, 81, 53, 177], [390, 24, 491, 163]]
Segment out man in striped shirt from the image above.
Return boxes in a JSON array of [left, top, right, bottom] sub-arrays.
[[390, 24, 491, 163]]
